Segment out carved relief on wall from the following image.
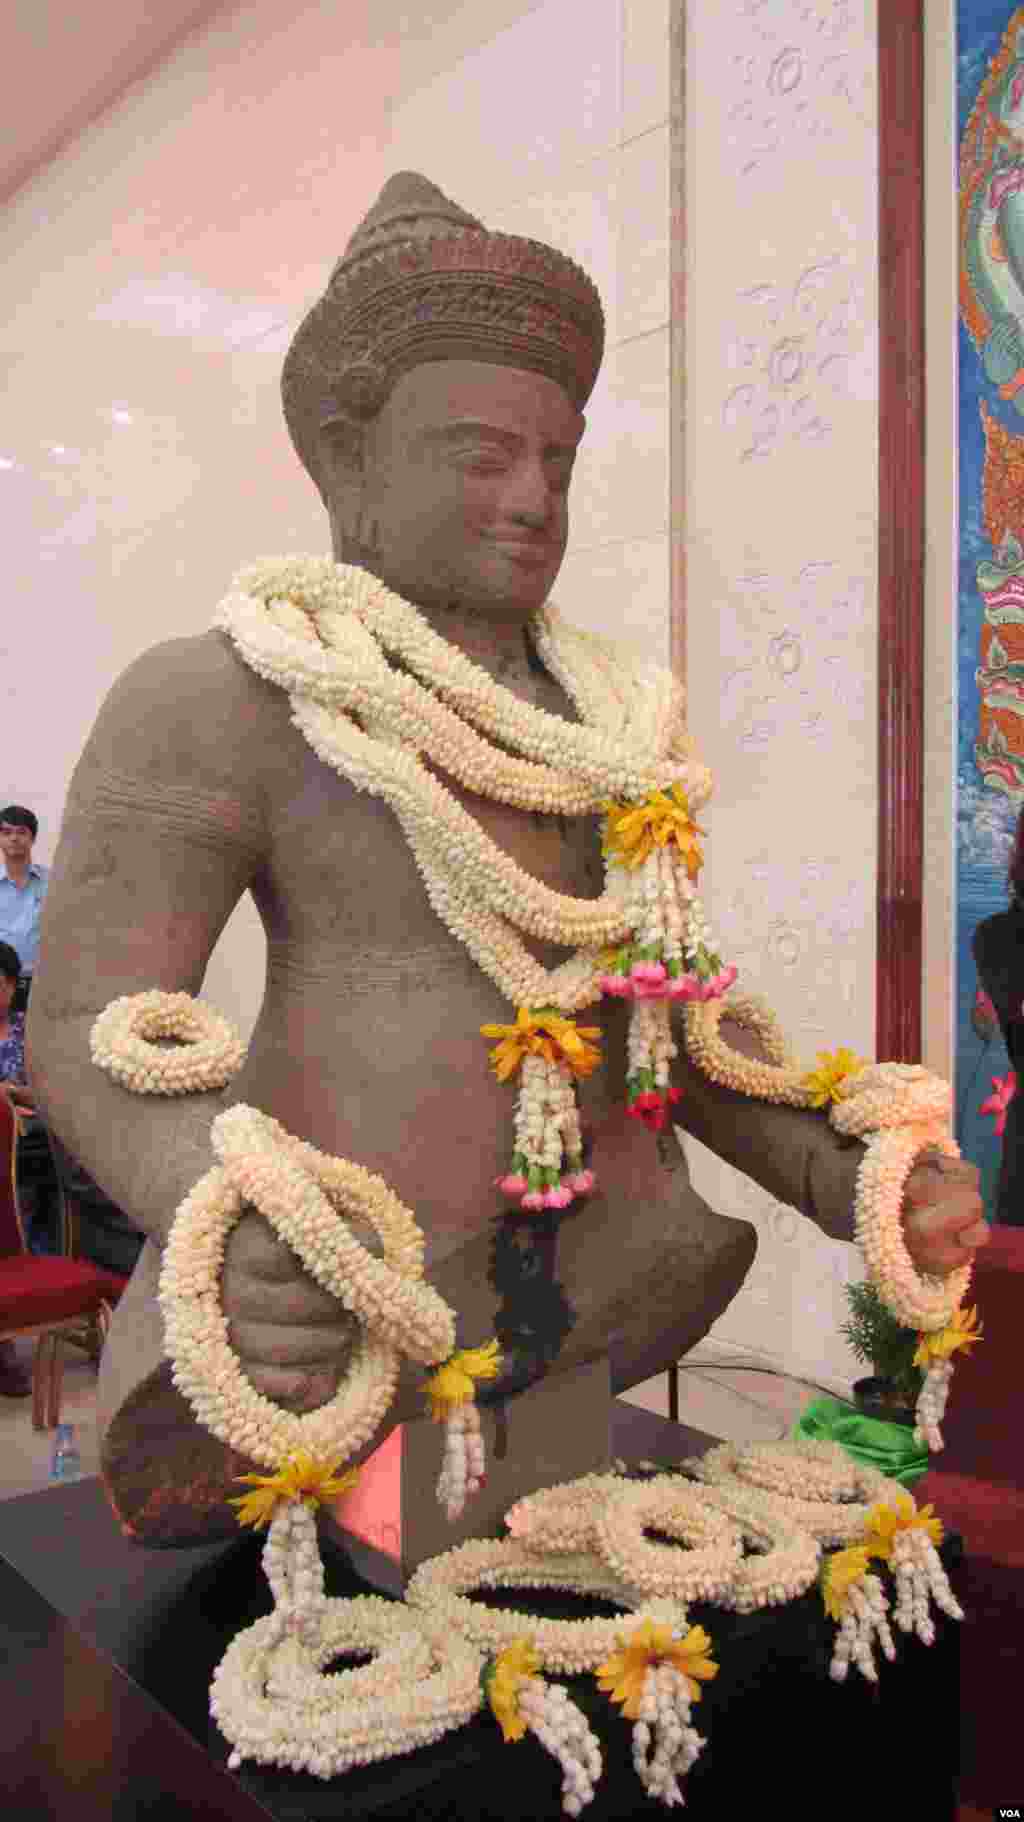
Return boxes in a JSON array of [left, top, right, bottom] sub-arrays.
[[684, 1, 877, 1389], [716, 559, 870, 750], [724, 0, 874, 181], [718, 849, 868, 1046], [722, 259, 872, 466]]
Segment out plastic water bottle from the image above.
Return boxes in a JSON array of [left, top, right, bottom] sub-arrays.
[[51, 1423, 82, 1483]]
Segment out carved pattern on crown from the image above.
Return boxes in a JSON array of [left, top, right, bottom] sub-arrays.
[[282, 193, 605, 485]]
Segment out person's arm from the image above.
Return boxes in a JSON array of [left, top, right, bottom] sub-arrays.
[[26, 632, 275, 1246]]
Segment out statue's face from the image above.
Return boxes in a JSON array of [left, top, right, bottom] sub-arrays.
[[324, 360, 585, 616]]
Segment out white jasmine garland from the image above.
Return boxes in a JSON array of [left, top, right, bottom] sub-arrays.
[[629, 1661, 706, 1809], [158, 1103, 455, 1469], [90, 990, 248, 1093], [684, 1440, 902, 1547], [591, 1478, 742, 1602], [684, 1000, 971, 1449], [215, 558, 735, 1210], [505, 1474, 634, 1554], [212, 1595, 483, 1778], [514, 1677, 604, 1818], [828, 1569, 896, 1685], [405, 1538, 689, 1674], [507, 1471, 819, 1614]]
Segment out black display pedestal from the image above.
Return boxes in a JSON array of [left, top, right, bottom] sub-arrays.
[[0, 1405, 962, 1821]]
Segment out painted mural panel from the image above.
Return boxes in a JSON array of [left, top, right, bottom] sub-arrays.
[[957, 2, 1024, 1208]]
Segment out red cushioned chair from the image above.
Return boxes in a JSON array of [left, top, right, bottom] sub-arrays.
[[0, 1091, 127, 1429]]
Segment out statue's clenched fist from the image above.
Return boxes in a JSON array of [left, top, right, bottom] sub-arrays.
[[221, 1209, 361, 1413], [901, 1152, 988, 1278]]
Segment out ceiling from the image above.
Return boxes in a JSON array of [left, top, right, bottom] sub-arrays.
[[1, 0, 232, 203]]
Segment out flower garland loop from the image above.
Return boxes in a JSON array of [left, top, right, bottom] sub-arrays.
[[157, 1103, 455, 1471], [684, 1440, 900, 1547], [211, 1590, 483, 1778], [505, 1474, 633, 1554], [683, 998, 974, 1449], [590, 1477, 743, 1601], [405, 1538, 689, 1675], [89, 989, 248, 1094]]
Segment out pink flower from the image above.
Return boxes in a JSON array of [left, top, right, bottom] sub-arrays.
[[631, 961, 667, 984], [496, 1172, 528, 1195], [567, 1168, 596, 1195], [667, 974, 701, 1001], [520, 1190, 547, 1211], [980, 1071, 1017, 1137], [543, 1185, 574, 1209], [632, 978, 669, 999], [631, 1090, 662, 1112], [600, 973, 633, 998], [666, 1086, 682, 1106], [639, 1105, 667, 1132]]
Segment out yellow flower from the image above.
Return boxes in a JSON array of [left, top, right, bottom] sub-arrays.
[[425, 1340, 502, 1420], [480, 1007, 603, 1082], [229, 1451, 360, 1530], [596, 1619, 718, 1719], [601, 784, 705, 875], [486, 1637, 541, 1743], [860, 1491, 943, 1562], [801, 1047, 866, 1108], [913, 1304, 983, 1367], [820, 1544, 871, 1620]]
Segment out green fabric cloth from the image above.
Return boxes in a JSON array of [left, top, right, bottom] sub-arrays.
[[792, 1398, 929, 1488]]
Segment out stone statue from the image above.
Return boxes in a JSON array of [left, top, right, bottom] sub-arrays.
[[27, 175, 985, 1547]]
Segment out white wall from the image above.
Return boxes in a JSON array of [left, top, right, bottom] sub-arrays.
[[679, 0, 879, 1392]]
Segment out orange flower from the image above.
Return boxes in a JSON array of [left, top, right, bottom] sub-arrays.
[[861, 1492, 943, 1562], [596, 1619, 718, 1719], [913, 1304, 983, 1368], [485, 1637, 542, 1743], [820, 1544, 871, 1621], [480, 1007, 603, 1081], [229, 1452, 359, 1529], [601, 785, 705, 876]]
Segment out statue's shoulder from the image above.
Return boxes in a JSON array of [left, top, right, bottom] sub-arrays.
[[111, 626, 284, 715], [73, 629, 297, 819]]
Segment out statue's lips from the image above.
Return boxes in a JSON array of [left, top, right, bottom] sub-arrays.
[[485, 538, 557, 567]]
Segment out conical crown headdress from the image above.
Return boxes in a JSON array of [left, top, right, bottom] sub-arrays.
[[282, 172, 605, 489]]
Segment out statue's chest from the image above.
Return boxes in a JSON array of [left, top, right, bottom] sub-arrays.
[[269, 678, 607, 962], [441, 777, 604, 903]]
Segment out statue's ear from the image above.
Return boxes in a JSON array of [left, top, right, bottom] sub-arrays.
[[318, 412, 366, 483]]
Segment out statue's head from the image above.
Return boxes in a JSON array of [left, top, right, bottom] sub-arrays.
[[282, 173, 605, 615]]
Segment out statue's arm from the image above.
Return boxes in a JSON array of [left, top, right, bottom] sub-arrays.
[[670, 1018, 862, 1243], [27, 632, 275, 1246]]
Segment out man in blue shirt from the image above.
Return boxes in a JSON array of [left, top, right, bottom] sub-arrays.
[[0, 806, 49, 1011]]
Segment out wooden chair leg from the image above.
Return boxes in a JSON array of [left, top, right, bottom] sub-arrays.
[[46, 1333, 64, 1429], [31, 1334, 53, 1432]]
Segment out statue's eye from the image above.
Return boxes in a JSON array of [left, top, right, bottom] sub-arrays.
[[455, 453, 511, 474]]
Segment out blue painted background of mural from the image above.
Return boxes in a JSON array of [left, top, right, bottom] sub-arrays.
[[957, 2, 1020, 1212]]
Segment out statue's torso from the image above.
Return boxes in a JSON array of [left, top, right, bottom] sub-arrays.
[[99, 631, 756, 1440], [238, 641, 676, 1258]]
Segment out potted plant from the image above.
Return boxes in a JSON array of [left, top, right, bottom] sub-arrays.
[[839, 1281, 923, 1426]]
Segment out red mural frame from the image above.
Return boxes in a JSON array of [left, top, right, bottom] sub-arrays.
[[877, 1, 925, 1061]]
